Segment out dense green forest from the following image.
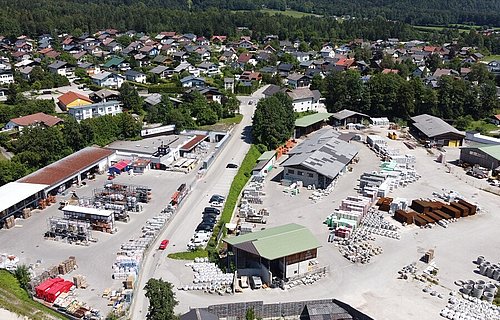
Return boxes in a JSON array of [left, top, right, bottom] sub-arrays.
[[0, 0, 420, 41]]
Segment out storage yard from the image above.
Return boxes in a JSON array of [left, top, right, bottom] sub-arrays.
[[166, 125, 500, 320], [0, 167, 197, 315], [1, 117, 500, 320]]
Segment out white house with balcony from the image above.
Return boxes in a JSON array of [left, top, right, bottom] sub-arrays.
[[287, 88, 322, 112], [91, 72, 125, 89], [0, 70, 14, 85], [68, 101, 122, 121]]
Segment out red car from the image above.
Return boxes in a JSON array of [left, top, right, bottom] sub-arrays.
[[159, 239, 169, 250]]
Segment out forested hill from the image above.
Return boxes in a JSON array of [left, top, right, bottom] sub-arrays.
[[0, 0, 421, 41], [200, 0, 500, 26], [0, 0, 499, 36]]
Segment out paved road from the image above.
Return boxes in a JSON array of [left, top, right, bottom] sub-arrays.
[[129, 86, 268, 319]]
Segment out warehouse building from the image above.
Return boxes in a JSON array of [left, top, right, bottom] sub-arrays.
[[224, 223, 321, 284], [331, 109, 370, 127], [0, 182, 48, 228], [18, 147, 115, 195], [460, 144, 500, 170], [281, 128, 359, 189], [410, 114, 465, 147], [294, 113, 332, 138]]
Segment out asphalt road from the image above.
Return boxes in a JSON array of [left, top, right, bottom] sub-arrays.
[[128, 86, 268, 319]]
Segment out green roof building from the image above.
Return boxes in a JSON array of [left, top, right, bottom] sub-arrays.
[[460, 144, 500, 170], [294, 113, 332, 138], [103, 56, 125, 69], [223, 223, 321, 284]]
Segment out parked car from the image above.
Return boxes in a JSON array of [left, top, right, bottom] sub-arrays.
[[204, 207, 220, 215], [159, 239, 169, 250], [210, 194, 225, 203], [210, 201, 223, 208], [226, 163, 238, 169], [196, 223, 213, 232]]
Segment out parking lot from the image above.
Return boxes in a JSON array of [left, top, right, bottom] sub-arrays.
[[0, 168, 196, 314], [164, 126, 500, 320]]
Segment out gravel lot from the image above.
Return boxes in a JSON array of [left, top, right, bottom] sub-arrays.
[[165, 126, 500, 320]]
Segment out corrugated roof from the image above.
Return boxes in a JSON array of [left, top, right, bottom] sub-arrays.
[[18, 147, 115, 187], [180, 135, 207, 152], [224, 223, 321, 260], [411, 114, 464, 138], [295, 113, 333, 128], [103, 56, 124, 68], [282, 128, 359, 180], [257, 151, 276, 161], [331, 109, 369, 121], [0, 182, 49, 212], [475, 145, 500, 160]]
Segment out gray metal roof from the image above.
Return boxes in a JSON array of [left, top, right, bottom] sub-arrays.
[[181, 309, 218, 320], [144, 93, 162, 106], [332, 109, 369, 120], [149, 65, 168, 74], [411, 114, 464, 138], [282, 128, 359, 180]]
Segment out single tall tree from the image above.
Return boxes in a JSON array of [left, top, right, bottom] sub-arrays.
[[144, 278, 178, 320]]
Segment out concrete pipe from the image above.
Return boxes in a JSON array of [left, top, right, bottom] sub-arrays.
[[472, 284, 485, 298], [480, 264, 489, 275], [493, 268, 500, 281], [476, 256, 485, 265], [485, 283, 497, 294], [461, 284, 473, 295], [483, 291, 494, 303], [466, 280, 475, 286], [476, 279, 486, 286], [486, 267, 495, 278]]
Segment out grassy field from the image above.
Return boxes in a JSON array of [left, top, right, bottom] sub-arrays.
[[199, 114, 243, 131], [482, 55, 500, 62], [0, 270, 65, 320], [168, 249, 208, 260], [467, 120, 499, 136], [415, 24, 500, 34]]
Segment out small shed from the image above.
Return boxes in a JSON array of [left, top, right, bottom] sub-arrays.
[[131, 159, 151, 174], [108, 160, 130, 175], [252, 151, 277, 177]]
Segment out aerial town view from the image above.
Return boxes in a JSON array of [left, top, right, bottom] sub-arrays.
[[0, 1, 499, 320]]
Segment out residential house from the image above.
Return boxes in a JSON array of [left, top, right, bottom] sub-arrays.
[[259, 66, 277, 76], [320, 46, 335, 59], [433, 68, 458, 78], [48, 61, 70, 76], [57, 91, 93, 111], [237, 53, 256, 68], [413, 66, 429, 78], [180, 75, 206, 88], [4, 112, 63, 132], [172, 51, 188, 62], [239, 71, 262, 86], [91, 72, 125, 89], [68, 101, 122, 121], [77, 62, 101, 76], [19, 66, 33, 80], [139, 45, 159, 57], [238, 39, 255, 50], [89, 89, 120, 103], [197, 62, 220, 76], [277, 63, 293, 77], [125, 70, 147, 83], [102, 56, 126, 70], [188, 87, 222, 104], [0, 70, 14, 85], [149, 65, 169, 79], [291, 52, 310, 63], [382, 69, 399, 74], [174, 62, 199, 76], [287, 73, 310, 89], [487, 61, 500, 75], [286, 88, 321, 112]]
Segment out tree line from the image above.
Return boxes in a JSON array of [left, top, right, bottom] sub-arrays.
[[314, 65, 499, 122]]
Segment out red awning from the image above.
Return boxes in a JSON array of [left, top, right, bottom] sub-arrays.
[[113, 160, 130, 170]]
